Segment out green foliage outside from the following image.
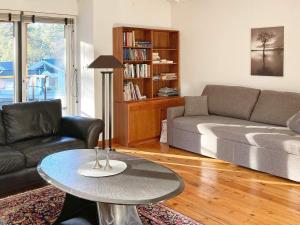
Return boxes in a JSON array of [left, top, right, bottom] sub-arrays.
[[0, 22, 65, 66], [27, 23, 65, 66], [0, 23, 14, 62]]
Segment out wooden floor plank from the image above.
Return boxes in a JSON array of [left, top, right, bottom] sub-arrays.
[[115, 142, 300, 225]]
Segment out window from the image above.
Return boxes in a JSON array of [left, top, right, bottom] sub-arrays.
[[0, 12, 77, 115], [0, 22, 15, 107], [25, 22, 67, 112]]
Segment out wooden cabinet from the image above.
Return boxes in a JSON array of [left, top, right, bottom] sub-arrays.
[[114, 97, 184, 146], [113, 26, 182, 146]]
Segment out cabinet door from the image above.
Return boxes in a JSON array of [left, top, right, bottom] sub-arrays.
[[128, 106, 161, 144]]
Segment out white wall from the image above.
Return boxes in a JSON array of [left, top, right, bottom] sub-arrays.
[[172, 0, 300, 95], [77, 0, 95, 117], [0, 0, 78, 15], [77, 0, 172, 118], [93, 0, 172, 56], [93, 0, 172, 118]]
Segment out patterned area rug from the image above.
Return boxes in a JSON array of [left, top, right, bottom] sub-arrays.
[[0, 185, 202, 225]]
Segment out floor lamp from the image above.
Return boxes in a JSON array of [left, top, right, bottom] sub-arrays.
[[88, 55, 124, 151]]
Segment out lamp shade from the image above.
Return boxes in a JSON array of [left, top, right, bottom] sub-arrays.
[[88, 55, 124, 69]]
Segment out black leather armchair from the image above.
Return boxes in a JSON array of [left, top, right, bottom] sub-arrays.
[[60, 116, 103, 149], [0, 100, 104, 196]]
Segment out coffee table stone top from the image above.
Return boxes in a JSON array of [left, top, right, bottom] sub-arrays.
[[38, 149, 184, 205]]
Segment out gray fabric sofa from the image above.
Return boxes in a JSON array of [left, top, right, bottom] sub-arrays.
[[167, 85, 300, 182]]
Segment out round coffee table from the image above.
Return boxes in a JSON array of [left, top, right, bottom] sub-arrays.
[[37, 149, 184, 225]]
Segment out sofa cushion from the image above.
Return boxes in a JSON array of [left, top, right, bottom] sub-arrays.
[[0, 146, 25, 175], [173, 115, 300, 156], [202, 85, 260, 120], [287, 111, 300, 134], [197, 122, 299, 154], [184, 96, 208, 116], [250, 90, 300, 127], [2, 100, 62, 144], [173, 115, 263, 134], [0, 110, 6, 145], [11, 136, 85, 167], [249, 132, 300, 156]]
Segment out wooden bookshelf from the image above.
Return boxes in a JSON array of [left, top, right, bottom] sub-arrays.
[[113, 26, 183, 146]]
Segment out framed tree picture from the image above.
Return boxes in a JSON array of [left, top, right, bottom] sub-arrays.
[[251, 26, 284, 76]]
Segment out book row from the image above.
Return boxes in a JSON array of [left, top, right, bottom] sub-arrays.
[[153, 73, 177, 81], [124, 64, 151, 78], [123, 31, 151, 47], [124, 49, 148, 61], [123, 82, 146, 101]]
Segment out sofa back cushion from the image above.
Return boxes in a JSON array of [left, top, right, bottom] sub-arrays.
[[202, 85, 260, 120], [184, 96, 209, 116], [250, 90, 300, 126], [2, 100, 62, 143], [0, 110, 6, 145]]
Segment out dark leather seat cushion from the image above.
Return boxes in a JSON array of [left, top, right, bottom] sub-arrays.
[[11, 136, 85, 167], [0, 146, 25, 175], [2, 100, 62, 144]]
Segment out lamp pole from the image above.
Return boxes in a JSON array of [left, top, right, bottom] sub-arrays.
[[101, 71, 106, 150], [108, 71, 113, 150], [88, 55, 124, 152], [101, 71, 113, 151]]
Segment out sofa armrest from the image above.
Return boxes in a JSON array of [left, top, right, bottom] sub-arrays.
[[60, 116, 104, 149], [167, 106, 185, 146]]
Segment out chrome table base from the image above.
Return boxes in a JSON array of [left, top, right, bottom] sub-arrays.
[[96, 202, 143, 225]]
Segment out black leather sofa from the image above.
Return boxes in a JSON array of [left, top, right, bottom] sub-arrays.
[[0, 99, 103, 196]]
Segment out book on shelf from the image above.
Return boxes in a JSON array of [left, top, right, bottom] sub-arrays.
[[153, 59, 174, 64], [135, 41, 152, 48], [153, 74, 160, 81], [124, 49, 148, 61], [123, 31, 135, 46], [123, 31, 152, 47], [157, 87, 179, 97], [123, 82, 146, 101], [124, 64, 151, 78], [152, 52, 174, 64], [152, 73, 177, 81], [161, 73, 177, 80]]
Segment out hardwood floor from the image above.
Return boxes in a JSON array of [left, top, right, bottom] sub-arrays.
[[115, 141, 300, 225]]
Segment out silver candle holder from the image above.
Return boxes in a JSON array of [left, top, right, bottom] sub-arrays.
[[104, 148, 112, 170], [93, 146, 102, 169]]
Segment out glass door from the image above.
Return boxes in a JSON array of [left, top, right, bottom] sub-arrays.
[[25, 22, 68, 113], [0, 22, 16, 107]]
